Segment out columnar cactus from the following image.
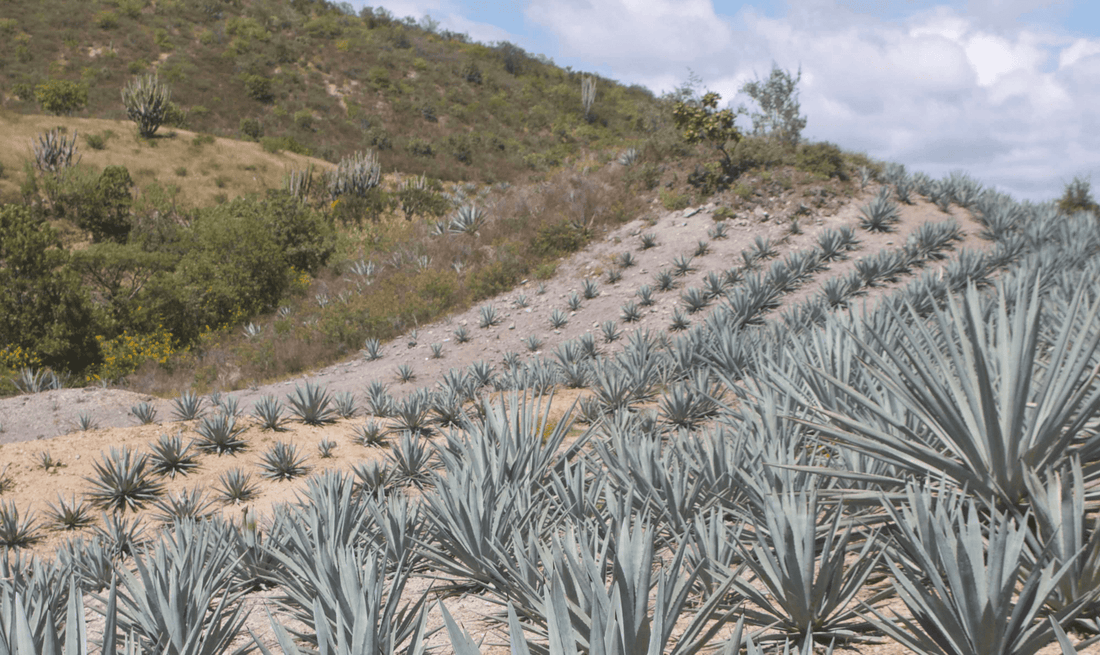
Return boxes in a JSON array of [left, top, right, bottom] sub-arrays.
[[121, 74, 172, 137], [327, 149, 382, 200]]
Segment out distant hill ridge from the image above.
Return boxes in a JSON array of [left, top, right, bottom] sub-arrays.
[[0, 0, 659, 183]]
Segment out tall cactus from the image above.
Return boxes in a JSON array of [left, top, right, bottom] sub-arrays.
[[582, 74, 596, 121], [121, 74, 172, 137], [327, 149, 382, 200], [32, 128, 80, 173], [284, 164, 315, 201]]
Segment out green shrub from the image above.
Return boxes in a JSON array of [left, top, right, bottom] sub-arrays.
[[34, 79, 88, 115], [261, 136, 311, 156], [94, 11, 119, 29], [12, 82, 35, 102], [659, 188, 690, 211], [83, 132, 108, 150], [239, 117, 263, 140], [533, 220, 587, 258], [1056, 175, 1100, 217], [796, 141, 848, 180], [367, 66, 390, 89], [728, 135, 791, 174], [406, 138, 433, 157], [243, 74, 274, 103], [177, 206, 290, 325], [0, 204, 99, 372], [468, 259, 525, 301], [50, 165, 134, 243], [713, 205, 735, 220], [293, 109, 314, 131]]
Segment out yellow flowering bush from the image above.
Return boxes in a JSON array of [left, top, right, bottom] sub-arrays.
[[95, 326, 178, 381], [0, 346, 43, 371]]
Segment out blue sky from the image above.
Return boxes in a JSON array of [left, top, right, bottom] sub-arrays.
[[352, 0, 1100, 202]]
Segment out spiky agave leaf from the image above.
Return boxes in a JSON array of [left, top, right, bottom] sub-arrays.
[[148, 431, 200, 478], [252, 395, 289, 431], [259, 442, 311, 481], [215, 469, 260, 505], [0, 502, 42, 548], [85, 447, 165, 514], [150, 488, 217, 525], [863, 497, 1089, 655], [787, 278, 1100, 507], [108, 518, 253, 655], [287, 381, 336, 425], [46, 494, 95, 531], [194, 413, 248, 455], [170, 390, 205, 422], [730, 481, 886, 648]]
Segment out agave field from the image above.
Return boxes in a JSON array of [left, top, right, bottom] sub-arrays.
[[3, 167, 1100, 655]]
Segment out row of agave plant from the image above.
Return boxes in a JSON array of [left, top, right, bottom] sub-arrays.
[[5, 172, 1100, 654]]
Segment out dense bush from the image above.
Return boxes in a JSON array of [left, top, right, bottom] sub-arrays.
[[0, 204, 99, 372], [34, 79, 88, 115], [796, 141, 848, 180], [533, 220, 588, 258]]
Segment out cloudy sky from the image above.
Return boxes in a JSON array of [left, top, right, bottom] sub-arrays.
[[351, 0, 1099, 202]]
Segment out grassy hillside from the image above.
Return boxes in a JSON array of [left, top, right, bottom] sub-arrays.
[[0, 0, 922, 395], [0, 0, 662, 184], [0, 110, 335, 206]]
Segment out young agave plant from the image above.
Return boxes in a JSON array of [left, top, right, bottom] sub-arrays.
[[618, 251, 637, 268], [215, 468, 260, 505], [708, 221, 729, 240], [333, 391, 358, 418], [670, 308, 691, 332], [654, 268, 677, 291], [523, 335, 544, 352], [148, 431, 199, 478], [581, 277, 600, 299], [0, 503, 41, 548], [46, 494, 95, 531], [352, 420, 388, 447], [636, 285, 656, 307], [859, 186, 901, 232], [365, 380, 395, 417], [621, 300, 643, 323], [601, 320, 622, 344], [607, 267, 623, 284], [362, 337, 384, 361], [479, 303, 502, 328], [681, 287, 711, 314], [732, 482, 886, 649], [170, 390, 205, 421], [567, 292, 583, 311], [640, 232, 658, 249], [430, 342, 445, 359], [694, 239, 711, 257], [453, 325, 472, 343], [549, 308, 570, 329], [194, 413, 248, 455], [130, 402, 157, 425], [396, 363, 417, 383], [85, 447, 165, 514], [753, 235, 778, 260], [150, 487, 217, 525], [259, 441, 311, 481], [253, 395, 289, 431], [317, 439, 337, 458], [387, 431, 437, 487], [673, 253, 696, 276], [287, 380, 336, 425]]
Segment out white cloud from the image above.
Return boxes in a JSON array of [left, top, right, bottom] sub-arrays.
[[349, 0, 518, 44], [522, 0, 1098, 201], [525, 0, 734, 65]]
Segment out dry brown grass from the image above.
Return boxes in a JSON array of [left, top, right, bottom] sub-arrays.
[[0, 110, 335, 206]]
